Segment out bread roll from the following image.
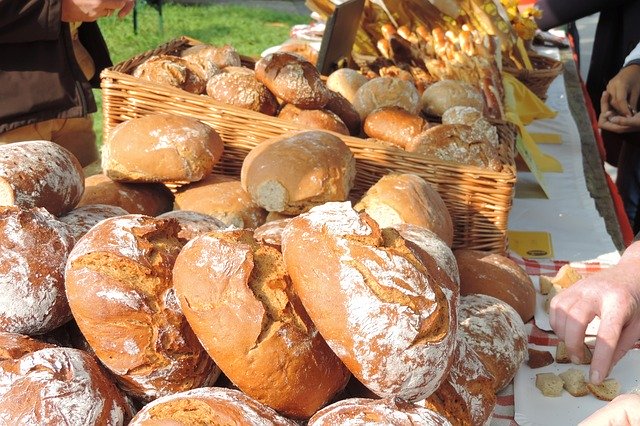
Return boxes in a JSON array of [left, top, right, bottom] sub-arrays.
[[0, 206, 75, 335], [241, 131, 356, 214], [206, 71, 279, 116], [174, 174, 267, 229], [352, 77, 421, 120], [281, 202, 456, 401], [0, 332, 55, 361], [355, 174, 454, 246], [133, 55, 206, 94], [0, 140, 84, 216], [326, 68, 369, 104], [128, 387, 296, 425], [325, 90, 362, 136], [65, 215, 219, 402], [78, 174, 174, 216], [255, 52, 331, 109], [421, 80, 485, 116], [59, 204, 129, 240], [180, 46, 222, 81], [102, 114, 224, 184], [278, 104, 349, 135], [157, 210, 226, 240], [363, 107, 429, 148], [442, 106, 499, 148], [253, 217, 292, 249], [173, 229, 350, 418]]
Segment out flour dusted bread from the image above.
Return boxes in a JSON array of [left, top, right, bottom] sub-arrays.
[[353, 77, 421, 120], [133, 55, 206, 94], [173, 229, 350, 418], [281, 202, 457, 401], [421, 80, 485, 116], [0, 332, 55, 360], [326, 68, 369, 104], [253, 218, 292, 249], [129, 387, 296, 425], [181, 44, 242, 70], [59, 204, 129, 240], [64, 215, 219, 402], [0, 140, 84, 216], [206, 71, 279, 116], [102, 114, 224, 184], [0, 206, 75, 335], [157, 210, 226, 240], [241, 131, 356, 214], [442, 106, 499, 148], [278, 104, 350, 136], [363, 107, 430, 149]]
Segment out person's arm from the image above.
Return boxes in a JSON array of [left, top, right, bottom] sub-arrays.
[[534, 0, 629, 31], [579, 393, 640, 425]]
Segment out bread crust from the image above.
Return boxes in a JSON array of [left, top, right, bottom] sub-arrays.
[[421, 80, 485, 117], [363, 107, 429, 149], [278, 104, 349, 135], [133, 55, 206, 94], [324, 90, 362, 136], [59, 204, 129, 240], [326, 68, 368, 104], [206, 71, 279, 116], [353, 77, 421, 120]]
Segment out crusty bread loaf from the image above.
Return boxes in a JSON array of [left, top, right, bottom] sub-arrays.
[[78, 174, 174, 216], [442, 106, 499, 148], [276, 41, 319, 65], [0, 206, 75, 335], [326, 68, 369, 104], [133, 55, 206, 94], [180, 45, 221, 81], [206, 71, 279, 116], [59, 204, 129, 240], [0, 347, 132, 424], [0, 332, 55, 361], [0, 140, 84, 216], [255, 52, 331, 109], [173, 229, 350, 418], [253, 217, 292, 249], [454, 249, 536, 322], [559, 368, 589, 397], [241, 131, 356, 214], [102, 114, 224, 184], [355, 173, 454, 246], [353, 77, 421, 120], [421, 80, 485, 117], [281, 202, 456, 401], [157, 210, 226, 240], [458, 294, 528, 392], [278, 104, 349, 135], [182, 44, 241, 70], [535, 372, 564, 397], [65, 215, 219, 402], [128, 387, 296, 425], [324, 90, 362, 136], [363, 107, 430, 149], [174, 174, 267, 229]]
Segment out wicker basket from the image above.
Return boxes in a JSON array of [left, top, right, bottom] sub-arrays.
[[101, 36, 517, 253], [504, 52, 563, 100]]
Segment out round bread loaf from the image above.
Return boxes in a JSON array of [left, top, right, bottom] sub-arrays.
[[363, 107, 429, 149], [281, 202, 456, 401], [355, 174, 454, 246], [421, 80, 485, 117], [78, 174, 174, 216], [352, 77, 421, 120], [324, 90, 362, 136], [128, 387, 296, 426], [308, 398, 452, 425], [0, 140, 84, 216], [102, 114, 224, 184], [181, 44, 242, 70], [454, 249, 536, 322], [442, 106, 499, 148], [0, 347, 132, 425], [157, 210, 226, 240], [278, 104, 349, 135], [174, 174, 267, 229], [325, 68, 368, 103], [173, 229, 350, 418], [206, 71, 279, 116], [253, 217, 292, 249], [277, 41, 319, 65], [0, 206, 75, 335], [458, 294, 528, 392], [133, 55, 206, 94], [65, 215, 219, 402], [241, 131, 356, 214], [255, 52, 331, 109], [0, 332, 55, 361], [59, 204, 129, 240]]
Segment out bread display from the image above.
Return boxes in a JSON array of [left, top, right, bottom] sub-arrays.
[[352, 77, 421, 120], [0, 140, 84, 216], [278, 104, 350, 135], [133, 55, 206, 94], [363, 107, 430, 149], [421, 79, 486, 117], [442, 106, 499, 148], [206, 70, 279, 116], [65, 215, 219, 402], [241, 131, 356, 214], [157, 210, 227, 240], [173, 229, 350, 418], [0, 206, 75, 335], [326, 67, 369, 104], [535, 372, 564, 397], [59, 204, 129, 240], [102, 114, 224, 184], [281, 202, 457, 401]]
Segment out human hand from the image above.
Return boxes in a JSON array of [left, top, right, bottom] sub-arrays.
[[578, 393, 640, 425], [605, 64, 640, 117], [61, 0, 135, 22], [599, 92, 640, 134]]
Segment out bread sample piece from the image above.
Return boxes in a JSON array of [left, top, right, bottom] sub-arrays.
[[278, 104, 349, 135], [308, 398, 452, 425], [0, 140, 84, 216], [157, 210, 226, 240], [587, 379, 620, 401], [65, 215, 219, 402], [102, 114, 224, 184], [206, 71, 279, 116], [0, 332, 55, 361], [241, 131, 356, 214], [174, 174, 267, 229], [454, 249, 536, 322], [0, 206, 75, 335], [59, 204, 129, 240], [355, 173, 454, 246], [539, 264, 583, 295], [535, 372, 564, 397], [133, 54, 206, 94], [128, 387, 296, 425], [255, 52, 331, 109], [559, 368, 589, 397], [527, 348, 554, 369], [363, 107, 430, 149], [325, 90, 362, 136], [326, 68, 368, 103], [458, 294, 528, 392], [281, 202, 457, 401], [253, 218, 292, 249], [0, 347, 132, 425], [421, 80, 485, 116], [555, 341, 592, 364], [442, 106, 499, 148], [353, 77, 421, 120], [173, 229, 350, 418], [78, 174, 174, 216]]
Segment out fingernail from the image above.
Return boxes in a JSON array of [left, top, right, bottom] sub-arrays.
[[571, 355, 581, 364], [591, 370, 600, 384]]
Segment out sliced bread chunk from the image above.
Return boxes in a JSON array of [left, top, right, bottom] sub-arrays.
[[540, 265, 583, 295], [556, 341, 592, 364], [587, 379, 620, 401], [559, 368, 588, 397], [527, 348, 554, 369], [535, 372, 564, 397]]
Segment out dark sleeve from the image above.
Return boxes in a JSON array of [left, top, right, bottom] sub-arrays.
[[534, 0, 632, 30], [0, 0, 60, 43]]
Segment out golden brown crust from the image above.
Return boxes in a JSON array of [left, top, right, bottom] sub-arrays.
[[325, 68, 368, 104], [363, 107, 430, 150], [133, 55, 206, 94], [324, 90, 362, 136], [156, 210, 226, 241], [278, 104, 349, 135], [352, 77, 421, 120], [0, 332, 56, 361], [59, 204, 129, 240], [420, 79, 485, 117], [206, 71, 279, 116]]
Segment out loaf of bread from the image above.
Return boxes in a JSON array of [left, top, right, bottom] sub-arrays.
[[363, 107, 430, 149], [174, 174, 267, 229], [182, 44, 242, 70], [65, 215, 220, 402], [352, 77, 421, 120], [324, 90, 362, 136], [421, 80, 485, 117], [278, 104, 349, 135], [442, 106, 499, 148], [128, 387, 296, 425], [281, 202, 457, 401], [206, 71, 279, 116], [180, 45, 221, 81], [157, 210, 226, 240], [0, 331, 55, 360], [241, 131, 356, 214], [276, 41, 319, 65], [253, 217, 292, 249], [59, 204, 129, 240], [355, 173, 454, 246], [133, 55, 206, 94], [326, 68, 369, 104], [0, 206, 75, 335], [0, 347, 132, 424], [173, 229, 350, 418], [102, 114, 224, 184], [0, 140, 84, 216]]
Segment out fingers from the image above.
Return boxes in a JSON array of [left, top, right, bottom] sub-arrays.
[[118, 0, 135, 18], [610, 85, 633, 117], [579, 393, 640, 425], [601, 114, 640, 134], [562, 303, 593, 363], [590, 304, 626, 384]]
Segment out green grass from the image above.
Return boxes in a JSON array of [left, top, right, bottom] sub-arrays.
[[93, 3, 308, 144]]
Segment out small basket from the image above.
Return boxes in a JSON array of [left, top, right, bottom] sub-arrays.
[[503, 52, 563, 100], [101, 36, 518, 253]]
